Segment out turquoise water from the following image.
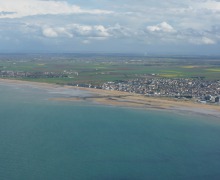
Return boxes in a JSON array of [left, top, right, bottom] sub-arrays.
[[1, 84, 220, 180]]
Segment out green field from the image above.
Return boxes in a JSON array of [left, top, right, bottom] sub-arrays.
[[1, 54, 220, 85]]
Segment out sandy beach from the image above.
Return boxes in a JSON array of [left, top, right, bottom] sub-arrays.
[[1, 78, 220, 118]]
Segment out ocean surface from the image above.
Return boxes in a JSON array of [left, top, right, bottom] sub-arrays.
[[1, 83, 220, 180]]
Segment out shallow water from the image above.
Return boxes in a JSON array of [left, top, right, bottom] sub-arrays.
[[0, 83, 220, 180]]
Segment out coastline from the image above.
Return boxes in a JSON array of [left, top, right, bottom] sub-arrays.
[[1, 78, 220, 118]]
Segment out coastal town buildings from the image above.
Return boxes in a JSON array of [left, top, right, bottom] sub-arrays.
[[1, 70, 220, 104], [102, 78, 220, 104]]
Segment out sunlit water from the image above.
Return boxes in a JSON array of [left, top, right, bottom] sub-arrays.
[[0, 83, 220, 180]]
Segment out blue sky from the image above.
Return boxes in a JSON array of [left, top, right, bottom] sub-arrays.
[[0, 0, 220, 55]]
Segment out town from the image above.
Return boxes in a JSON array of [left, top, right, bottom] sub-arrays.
[[101, 78, 220, 104], [1, 69, 220, 104]]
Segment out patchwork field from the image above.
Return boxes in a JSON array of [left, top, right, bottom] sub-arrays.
[[1, 54, 220, 85]]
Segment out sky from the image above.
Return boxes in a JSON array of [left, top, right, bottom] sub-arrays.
[[0, 0, 220, 55]]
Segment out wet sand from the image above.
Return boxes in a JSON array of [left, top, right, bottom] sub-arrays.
[[1, 78, 220, 118]]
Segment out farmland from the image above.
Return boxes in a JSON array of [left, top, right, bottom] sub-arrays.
[[1, 54, 220, 85]]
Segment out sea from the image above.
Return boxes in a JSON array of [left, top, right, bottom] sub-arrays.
[[1, 82, 220, 180]]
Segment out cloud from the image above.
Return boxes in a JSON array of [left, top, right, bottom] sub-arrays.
[[189, 37, 216, 45], [41, 24, 110, 39], [193, 0, 220, 11], [201, 37, 216, 44], [0, 0, 113, 19], [1, 0, 220, 54], [67, 24, 110, 38], [147, 22, 175, 33], [42, 27, 58, 38], [108, 24, 133, 38], [40, 23, 136, 43], [81, 40, 90, 44], [14, 21, 220, 47]]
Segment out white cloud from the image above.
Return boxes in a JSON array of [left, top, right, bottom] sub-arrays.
[[93, 25, 110, 37], [42, 27, 58, 38], [67, 24, 110, 38], [108, 24, 133, 38], [1, 0, 220, 53], [0, 0, 113, 19], [42, 26, 73, 38], [55, 27, 73, 38], [20, 21, 220, 47], [41, 24, 110, 39], [147, 22, 175, 33], [88, 37, 108, 41], [202, 37, 216, 44], [68, 24, 92, 36], [189, 37, 216, 45], [193, 0, 220, 11], [81, 40, 90, 44]]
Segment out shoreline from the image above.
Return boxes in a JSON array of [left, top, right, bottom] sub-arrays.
[[1, 78, 220, 118]]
